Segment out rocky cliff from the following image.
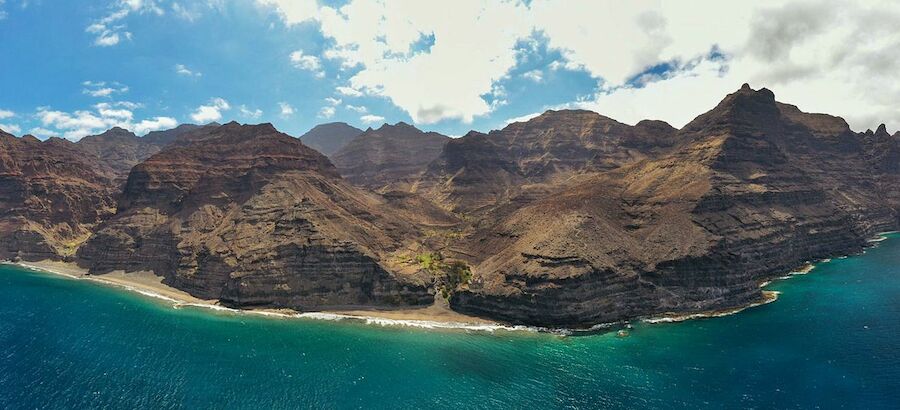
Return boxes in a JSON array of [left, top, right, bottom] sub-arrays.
[[446, 85, 899, 326], [77, 122, 436, 310], [0, 131, 117, 261]]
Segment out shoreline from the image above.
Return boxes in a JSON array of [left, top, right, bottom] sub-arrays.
[[3, 231, 895, 334], [2, 260, 528, 333]]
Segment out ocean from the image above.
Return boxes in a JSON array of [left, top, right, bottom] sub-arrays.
[[1, 233, 898, 409]]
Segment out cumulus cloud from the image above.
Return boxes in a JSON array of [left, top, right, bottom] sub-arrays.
[[336, 86, 363, 97], [256, 0, 900, 131], [190, 97, 230, 123], [360, 114, 384, 124], [289, 50, 324, 77], [318, 106, 335, 119], [133, 116, 177, 134], [345, 105, 367, 113], [278, 102, 295, 118], [34, 101, 177, 140], [0, 109, 14, 119]]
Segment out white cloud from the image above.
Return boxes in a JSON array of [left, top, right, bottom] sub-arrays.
[[0, 109, 14, 119], [318, 106, 335, 119], [289, 50, 324, 77], [522, 69, 543, 82], [325, 97, 342, 106], [360, 114, 385, 124], [345, 104, 367, 113], [83, 81, 129, 98], [175, 63, 202, 77], [133, 116, 177, 134], [504, 112, 542, 125], [239, 105, 263, 119], [190, 97, 230, 123], [86, 0, 165, 46], [256, 0, 317, 25], [28, 127, 58, 138], [279, 102, 295, 118], [336, 86, 363, 97], [172, 2, 200, 22], [0, 123, 21, 134], [35, 99, 176, 140]]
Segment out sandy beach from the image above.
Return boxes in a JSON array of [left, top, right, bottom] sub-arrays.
[[5, 259, 500, 329]]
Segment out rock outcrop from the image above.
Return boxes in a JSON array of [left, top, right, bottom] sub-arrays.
[[0, 131, 117, 261], [77, 122, 435, 310], [299, 122, 363, 157]]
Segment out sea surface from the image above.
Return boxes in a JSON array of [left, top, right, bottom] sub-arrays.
[[1, 234, 898, 409]]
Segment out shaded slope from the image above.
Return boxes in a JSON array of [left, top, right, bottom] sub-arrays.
[[299, 122, 363, 157]]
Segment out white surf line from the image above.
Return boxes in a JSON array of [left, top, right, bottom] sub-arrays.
[[2, 261, 545, 333]]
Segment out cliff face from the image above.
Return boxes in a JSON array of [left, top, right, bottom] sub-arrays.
[[331, 122, 450, 191], [417, 110, 678, 213], [446, 85, 899, 326], [0, 132, 117, 261], [77, 122, 434, 310], [299, 122, 363, 157]]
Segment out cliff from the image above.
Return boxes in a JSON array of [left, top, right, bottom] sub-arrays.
[[0, 131, 117, 261], [446, 85, 899, 326], [77, 122, 436, 310]]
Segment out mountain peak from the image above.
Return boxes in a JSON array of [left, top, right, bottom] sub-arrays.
[[299, 122, 364, 156], [875, 123, 890, 138]]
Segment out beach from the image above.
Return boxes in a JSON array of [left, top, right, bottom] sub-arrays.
[[5, 259, 501, 330]]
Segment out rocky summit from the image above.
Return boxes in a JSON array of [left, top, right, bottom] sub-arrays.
[[1, 85, 897, 327]]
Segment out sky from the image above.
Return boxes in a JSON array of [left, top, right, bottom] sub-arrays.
[[1, 0, 899, 140]]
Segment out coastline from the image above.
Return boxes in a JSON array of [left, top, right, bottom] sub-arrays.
[[1, 259, 520, 333], [3, 231, 895, 333]]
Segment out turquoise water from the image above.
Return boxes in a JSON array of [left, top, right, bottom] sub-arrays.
[[1, 235, 898, 409]]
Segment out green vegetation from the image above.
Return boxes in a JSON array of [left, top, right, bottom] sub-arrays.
[[415, 251, 472, 299]]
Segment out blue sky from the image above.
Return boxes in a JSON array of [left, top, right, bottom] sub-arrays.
[[1, 0, 898, 140]]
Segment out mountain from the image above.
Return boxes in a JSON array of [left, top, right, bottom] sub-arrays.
[[77, 123, 218, 182], [299, 122, 363, 157], [445, 85, 899, 326], [331, 122, 450, 191], [76, 127, 165, 180], [415, 110, 678, 213], [0, 131, 117, 261], [2, 85, 897, 327], [77, 122, 440, 310]]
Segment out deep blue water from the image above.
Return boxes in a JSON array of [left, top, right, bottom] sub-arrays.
[[1, 234, 898, 409]]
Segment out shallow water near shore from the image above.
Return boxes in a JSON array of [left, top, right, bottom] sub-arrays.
[[1, 234, 898, 408]]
